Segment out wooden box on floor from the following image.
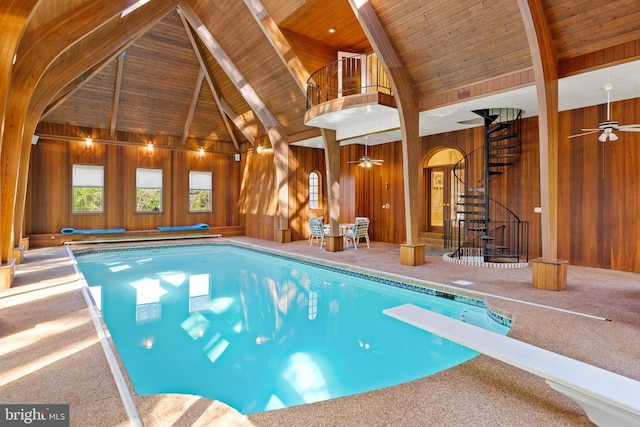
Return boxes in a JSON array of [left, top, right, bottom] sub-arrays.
[[400, 244, 425, 266], [532, 258, 567, 291]]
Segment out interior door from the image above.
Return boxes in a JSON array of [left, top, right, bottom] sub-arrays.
[[338, 51, 361, 97], [428, 166, 454, 233]]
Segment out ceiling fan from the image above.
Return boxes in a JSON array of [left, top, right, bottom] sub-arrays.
[[569, 83, 640, 142], [347, 139, 384, 168]]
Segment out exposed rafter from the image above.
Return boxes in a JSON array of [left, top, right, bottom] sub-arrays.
[[0, 0, 141, 263], [41, 73, 90, 120], [348, 0, 421, 250], [179, 3, 281, 129], [517, 0, 559, 260], [219, 99, 255, 145], [243, 0, 309, 93], [179, 0, 289, 234], [179, 11, 240, 150], [110, 52, 125, 136], [40, 12, 165, 121], [182, 68, 205, 144]]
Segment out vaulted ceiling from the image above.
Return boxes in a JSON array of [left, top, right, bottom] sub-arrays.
[[16, 0, 640, 153]]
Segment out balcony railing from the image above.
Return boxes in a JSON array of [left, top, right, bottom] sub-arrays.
[[306, 52, 392, 110]]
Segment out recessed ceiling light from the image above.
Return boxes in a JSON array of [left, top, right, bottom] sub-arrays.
[[328, 28, 336, 33]]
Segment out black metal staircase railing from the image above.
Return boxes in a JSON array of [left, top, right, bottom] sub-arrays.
[[445, 108, 529, 263], [306, 52, 392, 110]]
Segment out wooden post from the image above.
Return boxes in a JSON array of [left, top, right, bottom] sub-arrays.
[[532, 258, 567, 291], [275, 229, 291, 243], [0, 259, 16, 289], [518, 0, 567, 290], [400, 244, 425, 266], [325, 235, 344, 252]]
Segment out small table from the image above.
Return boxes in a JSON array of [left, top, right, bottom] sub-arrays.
[[339, 223, 354, 234]]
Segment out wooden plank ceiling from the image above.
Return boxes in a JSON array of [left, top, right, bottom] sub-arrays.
[[34, 0, 640, 152]]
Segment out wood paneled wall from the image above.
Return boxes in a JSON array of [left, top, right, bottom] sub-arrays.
[[238, 143, 277, 240], [26, 98, 640, 273], [26, 139, 240, 234], [418, 99, 640, 272]]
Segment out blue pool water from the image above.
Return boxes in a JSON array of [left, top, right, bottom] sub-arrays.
[[74, 243, 509, 414]]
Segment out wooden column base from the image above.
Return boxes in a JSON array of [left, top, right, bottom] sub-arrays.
[[324, 235, 344, 252], [20, 237, 29, 251], [400, 244, 425, 266], [11, 245, 25, 265], [0, 258, 16, 289], [532, 258, 568, 291], [275, 229, 291, 243]]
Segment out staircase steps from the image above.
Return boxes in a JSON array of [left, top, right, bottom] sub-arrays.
[[418, 232, 445, 252], [446, 107, 528, 264], [488, 133, 519, 143]]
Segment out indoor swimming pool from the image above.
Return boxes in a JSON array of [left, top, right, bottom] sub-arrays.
[[73, 242, 510, 415]]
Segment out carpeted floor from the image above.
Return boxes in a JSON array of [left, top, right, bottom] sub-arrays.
[[1, 236, 638, 426]]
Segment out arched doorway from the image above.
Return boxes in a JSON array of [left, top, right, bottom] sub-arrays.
[[424, 148, 463, 233]]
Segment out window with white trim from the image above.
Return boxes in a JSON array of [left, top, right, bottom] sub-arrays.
[[309, 171, 320, 209], [72, 165, 104, 213], [189, 171, 212, 212], [136, 168, 162, 212]]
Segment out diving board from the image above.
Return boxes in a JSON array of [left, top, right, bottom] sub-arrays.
[[383, 303, 640, 427]]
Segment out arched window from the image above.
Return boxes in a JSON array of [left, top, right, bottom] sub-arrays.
[[309, 171, 321, 209]]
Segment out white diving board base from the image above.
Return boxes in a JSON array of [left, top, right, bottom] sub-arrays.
[[382, 303, 640, 427]]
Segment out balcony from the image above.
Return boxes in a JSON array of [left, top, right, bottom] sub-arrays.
[[304, 53, 397, 139]]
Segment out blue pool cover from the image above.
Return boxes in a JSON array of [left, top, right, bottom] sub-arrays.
[[157, 223, 209, 231]]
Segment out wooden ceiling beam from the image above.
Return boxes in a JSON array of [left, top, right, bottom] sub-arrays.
[[1, 0, 143, 263], [517, 0, 559, 261], [0, 0, 40, 150], [219, 99, 256, 145], [40, 19, 155, 121], [178, 2, 281, 129], [243, 0, 309, 94], [179, 11, 240, 150], [182, 69, 205, 144], [110, 52, 126, 136], [179, 0, 290, 233], [15, 1, 175, 259], [348, 0, 421, 251]]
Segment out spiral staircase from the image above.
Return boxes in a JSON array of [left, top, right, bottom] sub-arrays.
[[445, 108, 529, 264]]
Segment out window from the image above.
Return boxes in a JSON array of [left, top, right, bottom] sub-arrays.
[[72, 165, 104, 213], [136, 168, 162, 212], [309, 171, 321, 209], [189, 171, 212, 212]]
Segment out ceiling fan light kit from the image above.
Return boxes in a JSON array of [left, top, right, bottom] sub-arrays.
[[347, 138, 384, 167], [569, 84, 640, 141]]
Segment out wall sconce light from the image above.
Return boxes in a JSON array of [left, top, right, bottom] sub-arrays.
[[147, 142, 153, 153], [199, 147, 205, 157], [256, 145, 263, 154], [85, 137, 92, 148]]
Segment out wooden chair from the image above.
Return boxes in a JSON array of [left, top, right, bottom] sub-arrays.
[[343, 217, 370, 249], [309, 217, 327, 248]]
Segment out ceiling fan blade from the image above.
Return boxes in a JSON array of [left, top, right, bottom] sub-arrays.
[[618, 125, 640, 132], [370, 160, 384, 165], [568, 130, 600, 138]]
